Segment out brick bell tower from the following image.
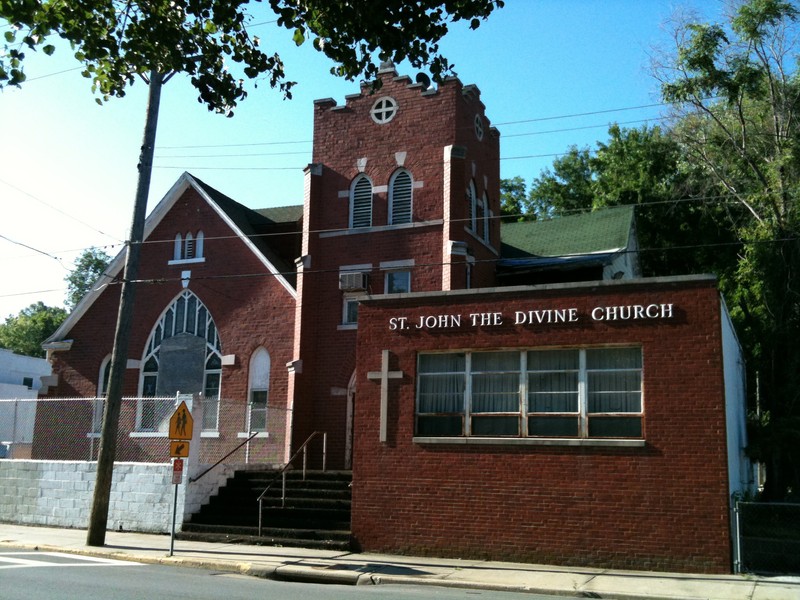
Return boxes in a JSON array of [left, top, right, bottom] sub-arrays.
[[289, 62, 501, 468]]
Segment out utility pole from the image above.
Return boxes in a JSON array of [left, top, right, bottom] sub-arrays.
[[87, 70, 164, 547]]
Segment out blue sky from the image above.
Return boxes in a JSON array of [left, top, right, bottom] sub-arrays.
[[0, 0, 717, 319]]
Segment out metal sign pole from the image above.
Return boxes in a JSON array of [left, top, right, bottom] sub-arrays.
[[169, 457, 183, 557], [169, 481, 178, 556]]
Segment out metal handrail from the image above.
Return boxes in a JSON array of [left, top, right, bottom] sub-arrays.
[[257, 431, 327, 536], [189, 431, 259, 483]]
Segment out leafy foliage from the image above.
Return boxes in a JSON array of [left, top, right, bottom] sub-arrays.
[[65, 247, 112, 310], [0, 302, 67, 358], [499, 176, 528, 222], [656, 0, 800, 499], [0, 0, 505, 113], [271, 0, 504, 83], [510, 1, 800, 498], [527, 145, 594, 219]]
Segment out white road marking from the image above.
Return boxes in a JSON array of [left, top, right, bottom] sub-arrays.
[[0, 551, 142, 569]]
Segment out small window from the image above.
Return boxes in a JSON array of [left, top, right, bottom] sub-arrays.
[[389, 169, 413, 225], [482, 192, 491, 245], [22, 376, 33, 390], [350, 175, 373, 228], [343, 296, 359, 325], [173, 231, 205, 262], [371, 96, 398, 124], [474, 114, 484, 140], [248, 348, 270, 432], [467, 181, 477, 231], [385, 270, 411, 294], [93, 357, 112, 434]]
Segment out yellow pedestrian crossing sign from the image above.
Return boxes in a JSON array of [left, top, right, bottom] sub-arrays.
[[169, 401, 193, 441]]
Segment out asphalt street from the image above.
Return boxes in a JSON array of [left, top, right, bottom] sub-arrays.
[[0, 548, 562, 600]]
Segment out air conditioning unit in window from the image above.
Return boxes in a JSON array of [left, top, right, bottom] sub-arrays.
[[339, 272, 369, 291]]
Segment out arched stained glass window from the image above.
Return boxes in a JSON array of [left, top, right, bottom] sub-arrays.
[[138, 290, 222, 431]]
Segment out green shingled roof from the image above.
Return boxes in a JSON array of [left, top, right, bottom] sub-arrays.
[[500, 205, 635, 259], [254, 205, 303, 224]]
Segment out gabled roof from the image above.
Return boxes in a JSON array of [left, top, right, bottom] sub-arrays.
[[500, 205, 635, 260], [45, 173, 298, 345], [190, 177, 300, 283]]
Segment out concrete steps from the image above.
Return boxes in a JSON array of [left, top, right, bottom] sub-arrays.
[[180, 469, 352, 551]]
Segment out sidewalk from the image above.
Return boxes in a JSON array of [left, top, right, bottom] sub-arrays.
[[1, 523, 798, 600]]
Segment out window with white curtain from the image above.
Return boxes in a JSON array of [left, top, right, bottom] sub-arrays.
[[416, 347, 643, 439]]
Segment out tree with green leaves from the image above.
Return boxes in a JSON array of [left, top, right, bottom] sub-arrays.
[[527, 145, 594, 219], [0, 302, 67, 358], [1, 0, 505, 111], [656, 0, 800, 499], [499, 176, 529, 222], [523, 123, 739, 279], [65, 248, 112, 311]]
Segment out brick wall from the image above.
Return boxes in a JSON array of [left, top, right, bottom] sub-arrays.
[[43, 185, 296, 464], [295, 71, 502, 467], [351, 276, 734, 573]]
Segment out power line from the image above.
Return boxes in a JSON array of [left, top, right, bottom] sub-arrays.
[[0, 178, 123, 243], [493, 103, 667, 127], [0, 233, 69, 270]]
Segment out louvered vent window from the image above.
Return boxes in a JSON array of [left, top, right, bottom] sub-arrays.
[[467, 181, 477, 231], [390, 170, 413, 225], [351, 175, 373, 228]]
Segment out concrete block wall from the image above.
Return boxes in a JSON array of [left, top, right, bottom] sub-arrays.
[[0, 460, 187, 533]]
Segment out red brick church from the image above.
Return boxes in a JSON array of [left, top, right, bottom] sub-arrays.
[[41, 64, 752, 573]]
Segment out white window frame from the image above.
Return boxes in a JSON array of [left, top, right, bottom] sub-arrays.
[[247, 347, 271, 434], [467, 181, 477, 232], [389, 169, 413, 225], [370, 96, 398, 124], [137, 290, 222, 432], [91, 356, 112, 435], [170, 231, 205, 265], [384, 270, 411, 294], [482, 192, 491, 245], [350, 175, 373, 228], [342, 295, 360, 327], [415, 347, 643, 441]]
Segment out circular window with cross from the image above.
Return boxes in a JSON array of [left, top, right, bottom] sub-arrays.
[[474, 114, 485, 141], [371, 96, 398, 124]]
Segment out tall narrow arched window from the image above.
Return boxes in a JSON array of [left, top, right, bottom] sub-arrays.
[[467, 181, 477, 231], [138, 290, 222, 432], [93, 356, 112, 434], [350, 175, 373, 228], [482, 192, 491, 245], [248, 348, 271, 432], [389, 169, 413, 225]]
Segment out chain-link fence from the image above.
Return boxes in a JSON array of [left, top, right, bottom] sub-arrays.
[[0, 396, 289, 466], [736, 500, 800, 574]]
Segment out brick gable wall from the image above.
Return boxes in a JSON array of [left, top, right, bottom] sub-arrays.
[[41, 187, 296, 463]]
